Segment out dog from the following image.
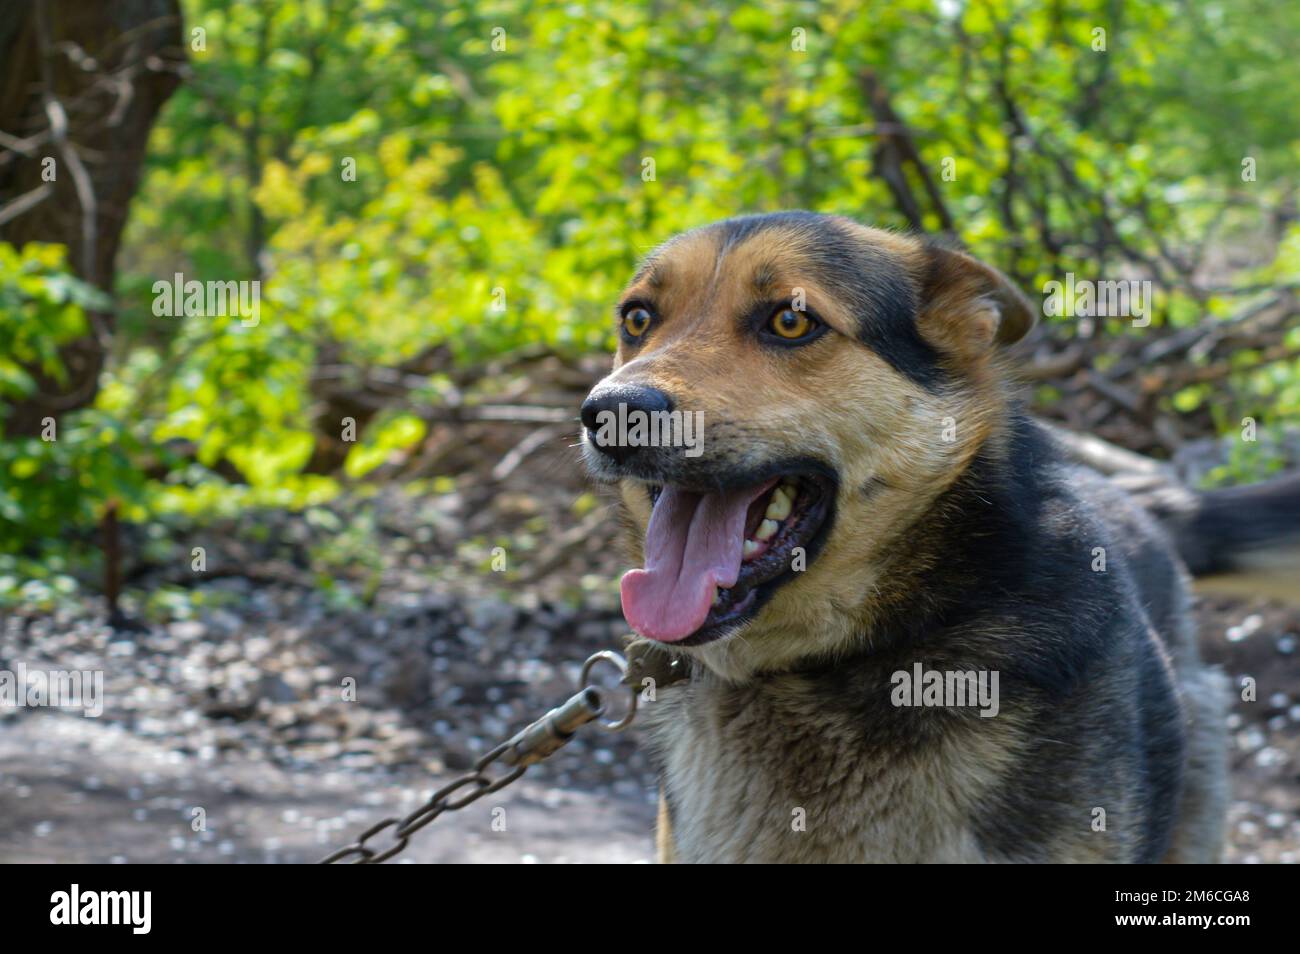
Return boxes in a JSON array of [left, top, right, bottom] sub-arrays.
[[580, 211, 1299, 863]]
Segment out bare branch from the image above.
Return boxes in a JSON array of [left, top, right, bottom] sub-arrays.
[[0, 183, 54, 227]]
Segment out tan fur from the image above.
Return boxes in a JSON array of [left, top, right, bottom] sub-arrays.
[[655, 791, 677, 863], [647, 675, 1028, 863]]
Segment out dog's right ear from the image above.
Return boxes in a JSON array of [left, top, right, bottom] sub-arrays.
[[915, 245, 1036, 359]]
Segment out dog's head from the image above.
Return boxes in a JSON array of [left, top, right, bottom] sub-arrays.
[[581, 212, 1034, 678]]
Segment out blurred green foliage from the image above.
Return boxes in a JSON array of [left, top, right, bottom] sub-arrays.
[[2, 0, 1299, 599]]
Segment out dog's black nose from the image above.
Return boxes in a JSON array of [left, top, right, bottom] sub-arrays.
[[581, 383, 674, 463]]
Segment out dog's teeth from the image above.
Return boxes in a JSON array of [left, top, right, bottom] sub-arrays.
[[755, 518, 779, 541], [714, 588, 726, 605], [742, 539, 762, 559], [765, 487, 792, 521]]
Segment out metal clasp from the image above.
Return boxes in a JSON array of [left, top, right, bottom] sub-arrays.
[[499, 687, 605, 767]]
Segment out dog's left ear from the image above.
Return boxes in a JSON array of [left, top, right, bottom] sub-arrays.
[[915, 245, 1036, 357]]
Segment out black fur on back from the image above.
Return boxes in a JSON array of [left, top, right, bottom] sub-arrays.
[[821, 413, 1189, 861]]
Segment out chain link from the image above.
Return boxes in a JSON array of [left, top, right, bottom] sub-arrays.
[[320, 650, 642, 864]]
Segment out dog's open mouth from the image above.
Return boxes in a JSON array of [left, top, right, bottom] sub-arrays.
[[620, 472, 834, 645]]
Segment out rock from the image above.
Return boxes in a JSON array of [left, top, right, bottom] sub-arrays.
[[256, 675, 298, 704]]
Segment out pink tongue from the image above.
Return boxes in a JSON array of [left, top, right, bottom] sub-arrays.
[[621, 481, 775, 642]]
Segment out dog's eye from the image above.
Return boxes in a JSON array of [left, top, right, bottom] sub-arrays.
[[622, 306, 653, 339], [768, 308, 815, 340]]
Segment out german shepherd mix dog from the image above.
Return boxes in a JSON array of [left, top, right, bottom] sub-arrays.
[[580, 212, 1299, 864]]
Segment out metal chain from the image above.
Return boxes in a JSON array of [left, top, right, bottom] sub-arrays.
[[319, 649, 641, 864]]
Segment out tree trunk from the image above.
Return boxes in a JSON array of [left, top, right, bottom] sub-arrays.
[[0, 0, 185, 434]]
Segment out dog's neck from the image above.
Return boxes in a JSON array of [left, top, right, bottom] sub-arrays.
[[863, 411, 1042, 635], [688, 412, 1045, 684]]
